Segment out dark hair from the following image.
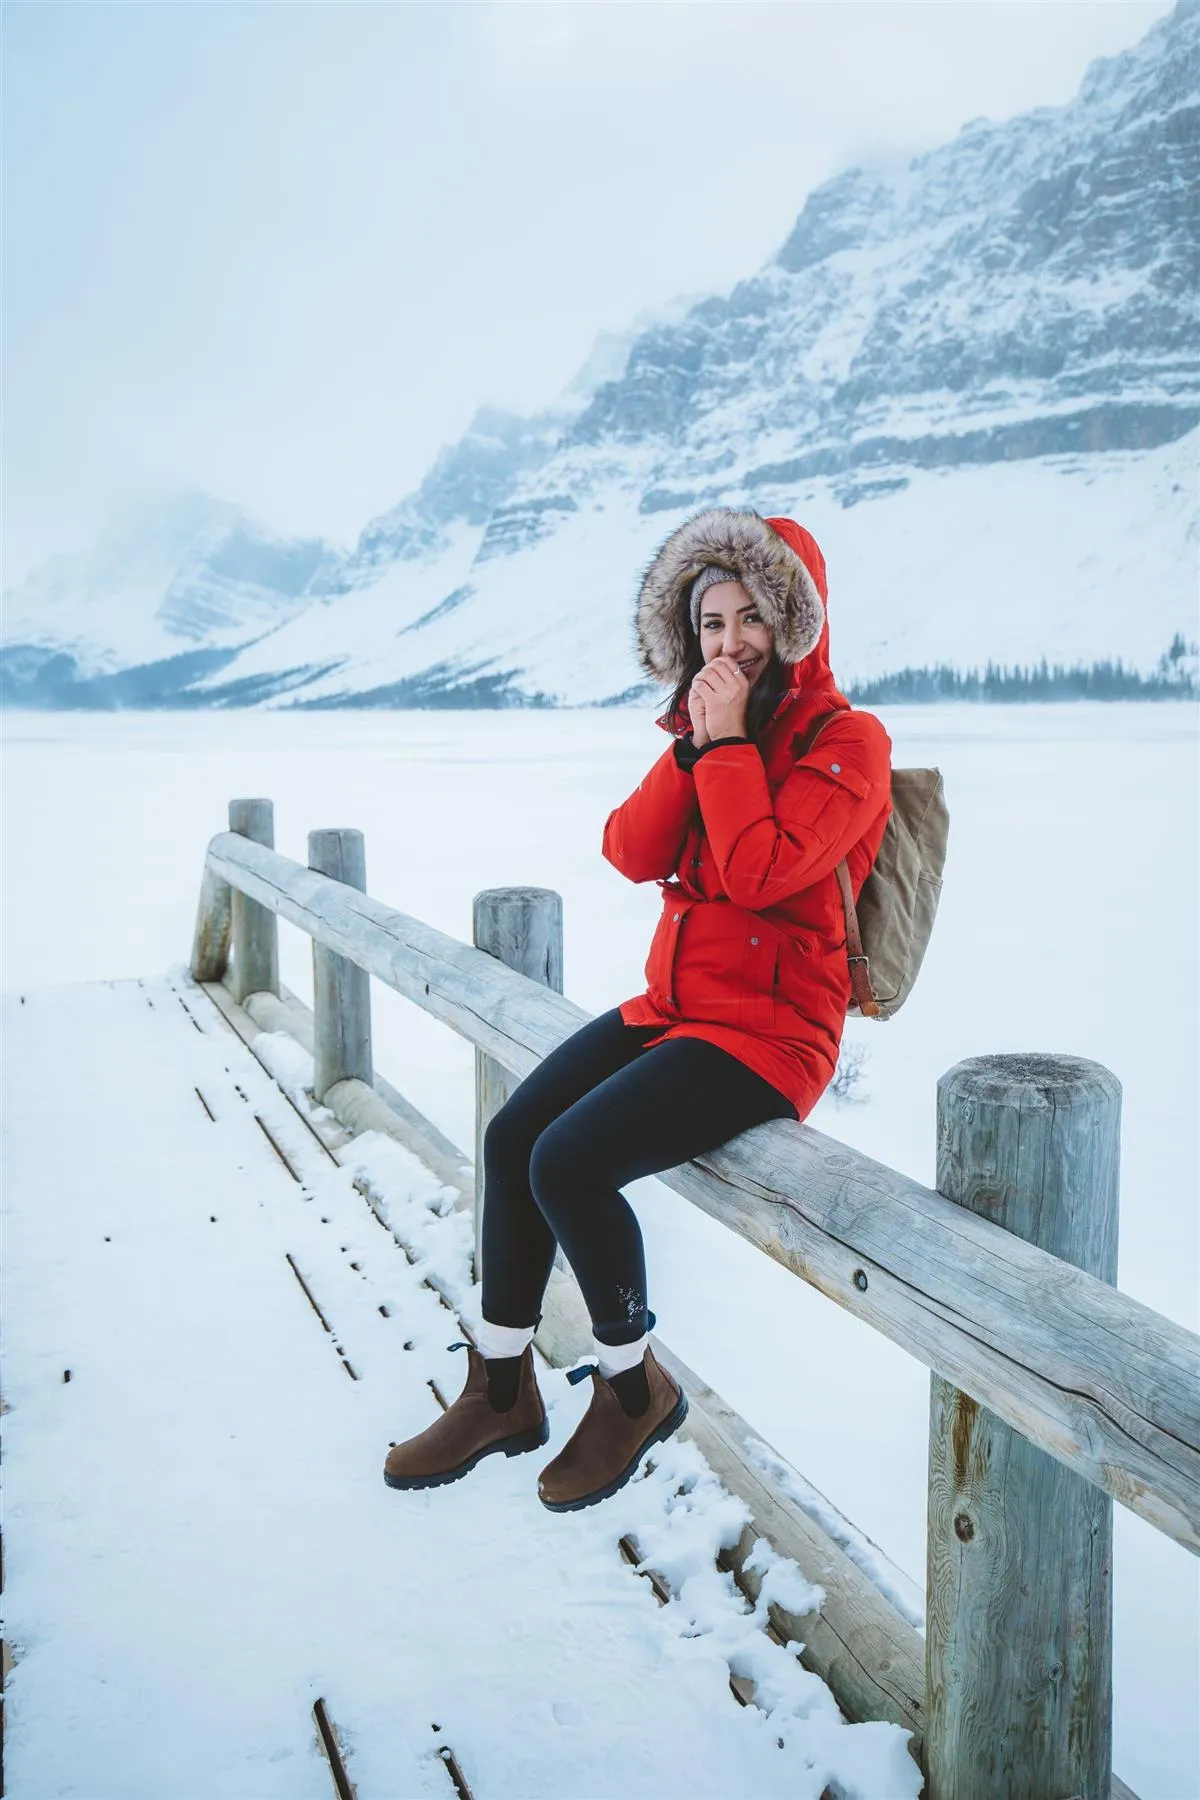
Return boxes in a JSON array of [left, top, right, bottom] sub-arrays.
[[665, 646, 788, 745]]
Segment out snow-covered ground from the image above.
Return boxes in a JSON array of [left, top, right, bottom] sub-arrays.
[[3, 973, 919, 1798], [3, 701, 1198, 1796]]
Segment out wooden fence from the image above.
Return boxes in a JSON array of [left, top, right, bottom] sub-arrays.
[[191, 798, 1200, 1800]]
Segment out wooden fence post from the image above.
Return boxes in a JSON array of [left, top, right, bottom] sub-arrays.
[[227, 799, 280, 1004], [927, 1052, 1121, 1800], [308, 829, 373, 1104], [190, 863, 232, 982], [472, 888, 564, 1282]]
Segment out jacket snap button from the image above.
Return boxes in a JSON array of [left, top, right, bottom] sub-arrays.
[[673, 912, 680, 922], [831, 762, 841, 773], [750, 936, 759, 946]]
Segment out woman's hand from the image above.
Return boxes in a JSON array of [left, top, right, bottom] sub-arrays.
[[688, 679, 710, 747], [690, 656, 750, 742]]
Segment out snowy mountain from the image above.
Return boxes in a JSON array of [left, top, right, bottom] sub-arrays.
[[5, 0, 1198, 709], [1, 492, 341, 704]]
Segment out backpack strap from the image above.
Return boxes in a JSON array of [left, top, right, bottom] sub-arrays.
[[836, 861, 881, 1018], [794, 711, 882, 1019]]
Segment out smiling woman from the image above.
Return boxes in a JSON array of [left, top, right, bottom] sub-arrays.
[[685, 567, 782, 744], [382, 506, 893, 1517], [613, 507, 892, 1110], [680, 578, 791, 753]]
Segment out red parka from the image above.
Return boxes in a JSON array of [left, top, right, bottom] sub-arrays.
[[603, 513, 892, 1121]]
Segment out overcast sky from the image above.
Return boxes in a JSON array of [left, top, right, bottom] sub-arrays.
[[4, 0, 1173, 586]]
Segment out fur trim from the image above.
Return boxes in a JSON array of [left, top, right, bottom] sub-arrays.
[[636, 508, 825, 685]]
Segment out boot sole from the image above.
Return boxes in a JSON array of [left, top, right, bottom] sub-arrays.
[[539, 1389, 690, 1513], [383, 1417, 550, 1490]]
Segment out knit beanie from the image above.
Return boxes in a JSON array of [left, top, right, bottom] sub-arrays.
[[689, 565, 742, 634]]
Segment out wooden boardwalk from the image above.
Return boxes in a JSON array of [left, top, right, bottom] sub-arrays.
[[2, 972, 910, 1800]]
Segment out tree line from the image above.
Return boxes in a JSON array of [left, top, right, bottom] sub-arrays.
[[848, 633, 1197, 703]]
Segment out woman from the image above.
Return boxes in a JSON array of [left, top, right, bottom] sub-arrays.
[[384, 508, 892, 1511]]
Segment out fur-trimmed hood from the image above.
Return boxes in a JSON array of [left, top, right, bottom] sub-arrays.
[[636, 509, 829, 686]]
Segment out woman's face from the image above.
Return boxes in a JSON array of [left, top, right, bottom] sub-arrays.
[[697, 581, 774, 686]]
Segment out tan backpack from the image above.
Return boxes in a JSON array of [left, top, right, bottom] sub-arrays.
[[801, 711, 949, 1020]]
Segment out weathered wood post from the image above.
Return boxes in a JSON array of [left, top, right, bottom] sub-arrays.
[[190, 863, 232, 982], [227, 798, 280, 1004], [472, 888, 563, 1281], [308, 829, 373, 1104], [927, 1052, 1121, 1800]]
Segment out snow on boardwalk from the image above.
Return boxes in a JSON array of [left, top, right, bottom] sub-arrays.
[[1, 972, 919, 1800]]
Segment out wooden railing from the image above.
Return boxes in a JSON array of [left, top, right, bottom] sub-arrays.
[[192, 798, 1199, 1800]]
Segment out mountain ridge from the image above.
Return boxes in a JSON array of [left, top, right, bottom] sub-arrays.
[[5, 0, 1197, 709]]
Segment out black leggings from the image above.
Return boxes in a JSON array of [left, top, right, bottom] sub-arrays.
[[480, 1008, 796, 1347]]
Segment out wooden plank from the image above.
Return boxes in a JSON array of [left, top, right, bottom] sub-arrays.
[[226, 802, 279, 1004], [323, 1077, 475, 1202], [436, 1743, 474, 1800], [308, 829, 373, 1103], [926, 1055, 1117, 1800], [240, 985, 474, 1199], [660, 1341, 926, 1754], [534, 1263, 925, 1755], [198, 980, 354, 1162], [255, 1114, 302, 1181], [242, 984, 319, 1051], [284, 1254, 359, 1380], [198, 833, 1200, 1552], [193, 978, 466, 1335], [472, 888, 563, 1279], [313, 1697, 358, 1800]]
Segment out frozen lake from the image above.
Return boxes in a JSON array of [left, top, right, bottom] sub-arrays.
[[3, 700, 1198, 1795]]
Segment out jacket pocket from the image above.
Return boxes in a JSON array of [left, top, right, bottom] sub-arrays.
[[645, 888, 693, 1010], [667, 900, 757, 1028], [740, 926, 779, 1031], [803, 756, 874, 805]]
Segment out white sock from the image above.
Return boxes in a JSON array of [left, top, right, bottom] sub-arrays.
[[475, 1318, 536, 1360], [594, 1333, 649, 1377]]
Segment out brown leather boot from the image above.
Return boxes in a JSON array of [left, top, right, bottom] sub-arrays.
[[383, 1341, 548, 1490], [537, 1347, 688, 1512]]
